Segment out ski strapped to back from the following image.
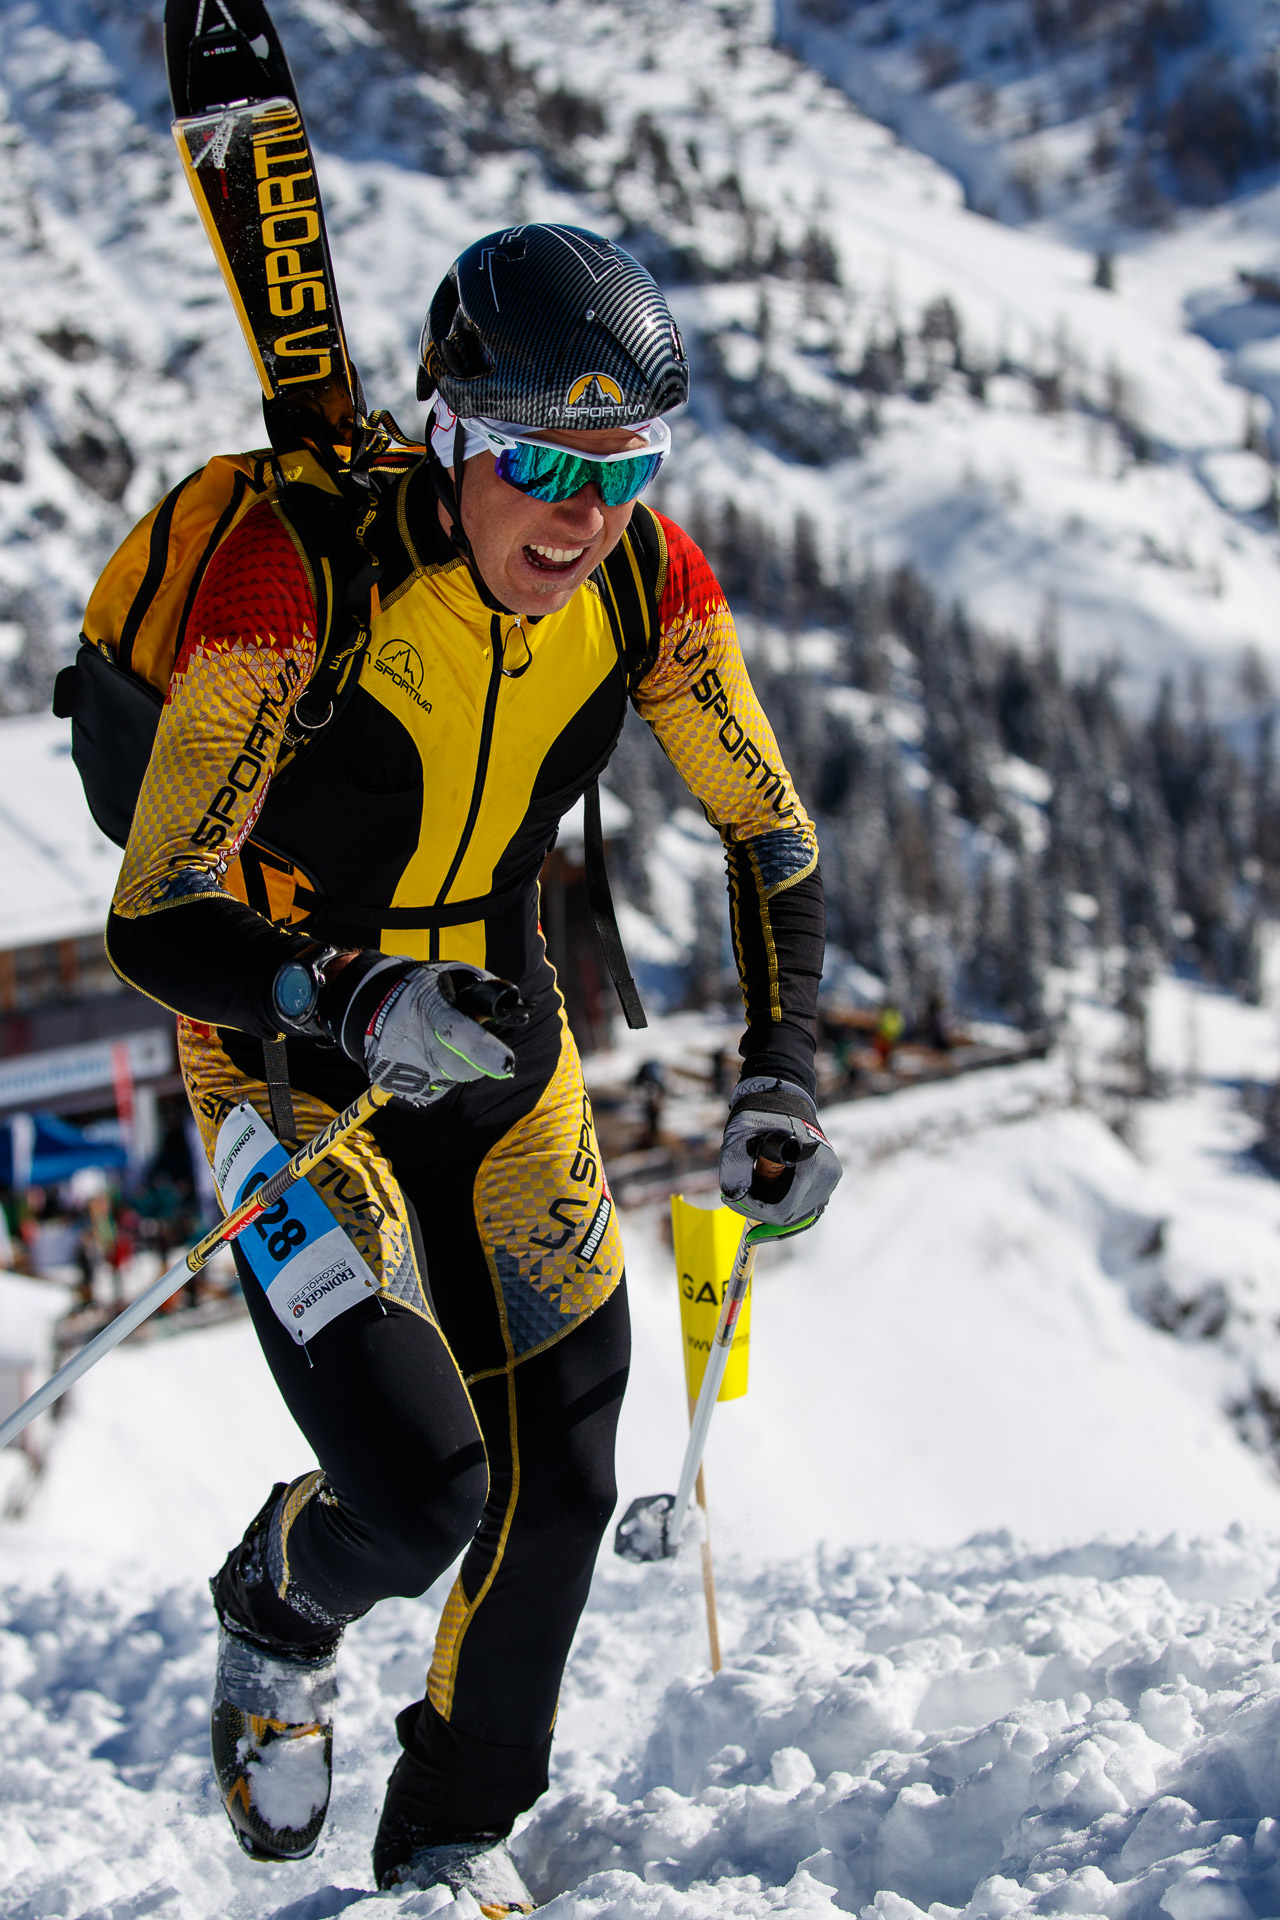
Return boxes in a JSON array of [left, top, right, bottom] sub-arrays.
[[165, 0, 358, 446], [82, 0, 651, 1032]]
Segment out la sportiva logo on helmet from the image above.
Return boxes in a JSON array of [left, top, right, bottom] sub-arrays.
[[373, 638, 432, 711], [564, 372, 626, 419]]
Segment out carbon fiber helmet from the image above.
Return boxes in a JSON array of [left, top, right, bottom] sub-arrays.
[[418, 224, 688, 430]]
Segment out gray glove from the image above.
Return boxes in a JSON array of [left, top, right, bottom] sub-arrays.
[[336, 959, 516, 1107], [719, 1075, 842, 1231]]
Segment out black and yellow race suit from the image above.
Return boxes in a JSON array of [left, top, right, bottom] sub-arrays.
[[105, 457, 824, 1834]]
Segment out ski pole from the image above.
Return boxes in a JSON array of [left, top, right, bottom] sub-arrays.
[[614, 1186, 804, 1564], [0, 1079, 394, 1453], [670, 1205, 814, 1540], [0, 973, 527, 1454]]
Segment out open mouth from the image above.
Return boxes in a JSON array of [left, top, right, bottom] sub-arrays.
[[522, 542, 587, 574]]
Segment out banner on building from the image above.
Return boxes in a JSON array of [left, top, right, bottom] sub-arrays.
[[0, 1028, 173, 1112]]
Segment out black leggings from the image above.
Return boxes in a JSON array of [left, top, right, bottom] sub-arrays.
[[229, 1261, 629, 1831], [235, 1264, 629, 1749], [207, 993, 630, 1830]]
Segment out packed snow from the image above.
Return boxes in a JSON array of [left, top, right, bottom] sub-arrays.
[[244, 1729, 332, 1836], [7, 974, 1280, 1916]]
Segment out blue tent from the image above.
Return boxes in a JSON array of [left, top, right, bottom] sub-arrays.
[[0, 1111, 128, 1189]]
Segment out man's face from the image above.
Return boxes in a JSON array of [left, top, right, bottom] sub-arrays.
[[446, 427, 650, 616]]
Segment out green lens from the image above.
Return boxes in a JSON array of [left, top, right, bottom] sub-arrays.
[[495, 444, 663, 505], [596, 453, 664, 504]]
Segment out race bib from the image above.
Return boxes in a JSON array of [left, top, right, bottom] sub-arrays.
[[214, 1102, 379, 1345]]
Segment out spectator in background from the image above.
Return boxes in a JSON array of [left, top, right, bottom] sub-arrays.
[[635, 1059, 667, 1148], [923, 992, 956, 1053], [873, 1006, 904, 1069]]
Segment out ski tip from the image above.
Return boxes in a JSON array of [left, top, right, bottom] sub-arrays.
[[614, 1492, 677, 1563], [165, 0, 298, 119]]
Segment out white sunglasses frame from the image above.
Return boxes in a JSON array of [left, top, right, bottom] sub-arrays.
[[472, 416, 673, 465]]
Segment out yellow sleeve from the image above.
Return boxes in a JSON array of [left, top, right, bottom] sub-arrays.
[[112, 501, 317, 925], [107, 502, 320, 1036], [633, 514, 823, 1085]]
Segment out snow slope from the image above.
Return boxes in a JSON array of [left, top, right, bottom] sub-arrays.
[[7, 976, 1280, 1915], [11, 1524, 1280, 1919], [773, 0, 1280, 243]]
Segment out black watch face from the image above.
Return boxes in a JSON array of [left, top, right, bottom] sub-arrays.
[[275, 962, 316, 1020]]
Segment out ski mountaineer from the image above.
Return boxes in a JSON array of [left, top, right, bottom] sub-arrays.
[[105, 223, 842, 1911]]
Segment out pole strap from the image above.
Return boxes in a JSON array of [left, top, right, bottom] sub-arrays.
[[262, 1035, 297, 1147]]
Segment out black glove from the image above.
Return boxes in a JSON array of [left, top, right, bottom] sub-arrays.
[[719, 1075, 842, 1232], [321, 956, 518, 1106]]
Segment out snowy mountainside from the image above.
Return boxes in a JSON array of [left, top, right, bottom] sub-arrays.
[[774, 0, 1280, 590], [774, 0, 1280, 239], [7, 0, 1280, 1015], [3, 0, 1280, 719]]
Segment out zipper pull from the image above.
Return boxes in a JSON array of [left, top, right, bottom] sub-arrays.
[[501, 616, 533, 679]]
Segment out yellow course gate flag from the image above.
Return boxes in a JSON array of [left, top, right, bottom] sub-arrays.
[[671, 1194, 752, 1402]]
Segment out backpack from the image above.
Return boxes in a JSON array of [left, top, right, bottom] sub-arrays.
[[52, 445, 388, 847], [52, 445, 663, 1027]]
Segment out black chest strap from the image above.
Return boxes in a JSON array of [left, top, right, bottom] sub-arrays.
[[583, 506, 666, 1031], [582, 783, 645, 1030]]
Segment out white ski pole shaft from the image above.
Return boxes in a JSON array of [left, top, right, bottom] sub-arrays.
[[0, 1079, 394, 1454], [667, 1223, 757, 1553], [0, 1255, 200, 1450]]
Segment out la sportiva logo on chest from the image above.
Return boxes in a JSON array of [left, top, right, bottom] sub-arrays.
[[373, 638, 432, 711]]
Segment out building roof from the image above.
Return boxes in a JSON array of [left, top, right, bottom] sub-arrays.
[[0, 713, 121, 951]]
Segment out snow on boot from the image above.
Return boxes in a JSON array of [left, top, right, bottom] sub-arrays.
[[378, 1831, 534, 1913], [211, 1625, 337, 1862]]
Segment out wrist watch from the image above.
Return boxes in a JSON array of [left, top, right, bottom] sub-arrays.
[[271, 946, 339, 1040]]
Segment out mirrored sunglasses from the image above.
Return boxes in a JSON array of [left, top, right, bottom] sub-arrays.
[[483, 424, 669, 506]]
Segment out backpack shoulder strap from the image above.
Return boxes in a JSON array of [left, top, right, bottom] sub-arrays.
[[592, 500, 667, 697], [581, 782, 647, 1031], [267, 450, 382, 771], [578, 503, 669, 1033]]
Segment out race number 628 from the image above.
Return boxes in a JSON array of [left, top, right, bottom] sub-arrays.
[[247, 1181, 308, 1262]]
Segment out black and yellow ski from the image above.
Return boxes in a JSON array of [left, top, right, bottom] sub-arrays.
[[164, 0, 359, 446]]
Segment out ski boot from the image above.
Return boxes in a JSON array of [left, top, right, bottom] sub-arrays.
[[211, 1623, 337, 1861], [373, 1752, 534, 1912], [210, 1479, 346, 1862], [378, 1835, 534, 1913]]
